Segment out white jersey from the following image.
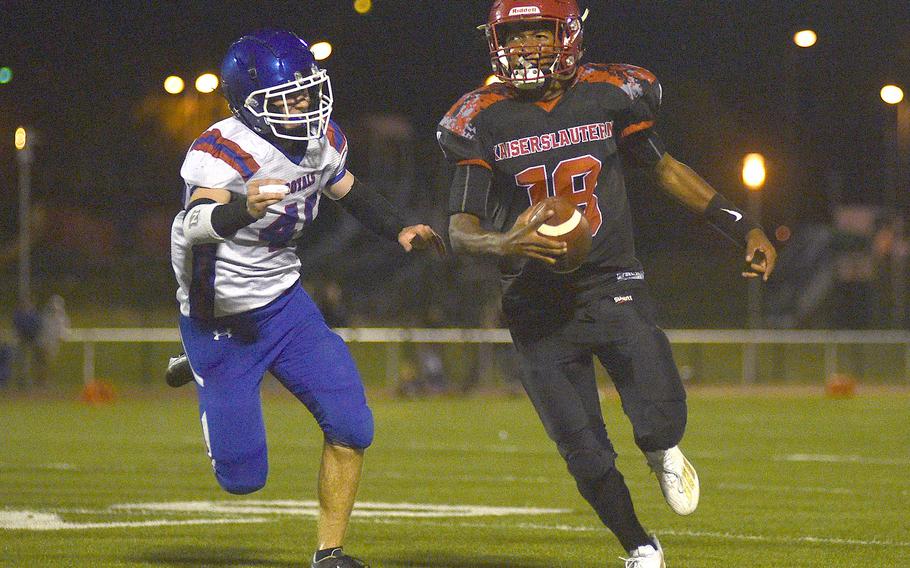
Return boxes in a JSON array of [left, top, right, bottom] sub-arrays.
[[171, 116, 348, 319]]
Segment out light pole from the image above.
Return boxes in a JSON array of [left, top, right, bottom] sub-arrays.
[[881, 85, 905, 213], [741, 153, 766, 384], [15, 127, 34, 306], [881, 85, 908, 328], [742, 153, 767, 329]]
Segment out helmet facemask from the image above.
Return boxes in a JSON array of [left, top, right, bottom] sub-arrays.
[[243, 66, 333, 141], [487, 15, 583, 89]]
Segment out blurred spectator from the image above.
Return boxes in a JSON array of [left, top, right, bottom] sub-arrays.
[[764, 225, 835, 328], [829, 207, 903, 329], [38, 295, 70, 372], [397, 304, 451, 397], [12, 299, 45, 388], [766, 208, 909, 329], [0, 342, 12, 388]]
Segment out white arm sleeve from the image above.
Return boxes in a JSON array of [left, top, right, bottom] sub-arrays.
[[182, 203, 226, 245]]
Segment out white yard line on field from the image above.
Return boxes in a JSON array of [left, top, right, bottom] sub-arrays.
[[716, 482, 855, 495], [112, 500, 571, 518], [1, 501, 569, 531], [5, 501, 907, 549], [367, 518, 910, 548], [0, 511, 268, 531], [0, 463, 79, 471], [777, 454, 910, 466]]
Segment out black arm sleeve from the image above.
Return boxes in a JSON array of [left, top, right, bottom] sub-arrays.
[[187, 194, 257, 238], [336, 178, 407, 242], [448, 163, 492, 217], [619, 129, 667, 169]]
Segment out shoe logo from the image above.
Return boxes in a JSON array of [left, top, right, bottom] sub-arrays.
[[720, 208, 743, 222], [212, 328, 233, 341]]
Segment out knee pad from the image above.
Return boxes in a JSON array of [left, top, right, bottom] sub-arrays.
[[324, 405, 374, 450], [557, 427, 617, 481], [214, 446, 268, 495]]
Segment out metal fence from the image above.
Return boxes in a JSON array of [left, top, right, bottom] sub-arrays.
[[59, 327, 910, 386]]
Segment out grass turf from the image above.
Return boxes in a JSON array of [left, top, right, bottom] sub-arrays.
[[1, 387, 908, 567]]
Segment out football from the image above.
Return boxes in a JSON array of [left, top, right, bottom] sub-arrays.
[[259, 184, 290, 197], [534, 196, 592, 273]]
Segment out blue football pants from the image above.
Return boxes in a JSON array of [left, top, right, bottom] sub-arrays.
[[179, 283, 373, 494]]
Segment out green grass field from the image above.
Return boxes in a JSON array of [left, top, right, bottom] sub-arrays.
[[1, 387, 908, 567]]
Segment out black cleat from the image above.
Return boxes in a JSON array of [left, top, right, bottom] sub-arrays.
[[165, 353, 195, 388], [311, 551, 370, 568]]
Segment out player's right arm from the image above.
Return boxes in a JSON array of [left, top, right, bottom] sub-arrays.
[[181, 181, 287, 245], [438, 88, 563, 264], [449, 209, 564, 265]]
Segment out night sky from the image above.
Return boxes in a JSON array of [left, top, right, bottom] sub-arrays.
[[2, 0, 910, 248]]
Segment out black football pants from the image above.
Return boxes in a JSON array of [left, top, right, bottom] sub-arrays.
[[508, 284, 687, 468]]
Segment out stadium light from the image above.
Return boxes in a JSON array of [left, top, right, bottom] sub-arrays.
[[881, 85, 904, 105], [793, 30, 817, 48], [195, 73, 219, 94], [163, 75, 185, 95], [15, 127, 27, 150], [485, 74, 502, 86], [354, 0, 372, 15], [0, 66, 11, 84], [311, 41, 333, 61], [742, 153, 767, 190]]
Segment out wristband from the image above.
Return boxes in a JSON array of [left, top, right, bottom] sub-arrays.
[[210, 194, 257, 237], [704, 193, 760, 246]]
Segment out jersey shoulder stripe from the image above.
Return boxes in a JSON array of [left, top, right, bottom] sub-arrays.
[[440, 83, 515, 138], [191, 128, 262, 181], [326, 120, 348, 154], [620, 120, 655, 138], [577, 63, 658, 96]]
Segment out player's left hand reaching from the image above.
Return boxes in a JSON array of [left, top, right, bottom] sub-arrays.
[[743, 228, 777, 281], [398, 225, 447, 257]]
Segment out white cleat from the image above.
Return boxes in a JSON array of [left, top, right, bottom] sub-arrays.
[[621, 536, 666, 568], [645, 445, 699, 515], [165, 353, 195, 388]]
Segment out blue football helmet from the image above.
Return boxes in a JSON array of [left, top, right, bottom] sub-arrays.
[[221, 30, 333, 141]]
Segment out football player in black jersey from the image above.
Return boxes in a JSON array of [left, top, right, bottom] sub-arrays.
[[438, 1, 777, 565]]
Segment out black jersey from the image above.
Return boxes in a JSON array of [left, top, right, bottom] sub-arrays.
[[438, 63, 666, 311]]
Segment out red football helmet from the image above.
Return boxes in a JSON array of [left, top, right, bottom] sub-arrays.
[[482, 0, 587, 88]]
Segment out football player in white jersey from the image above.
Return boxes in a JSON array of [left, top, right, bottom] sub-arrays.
[[169, 30, 444, 568]]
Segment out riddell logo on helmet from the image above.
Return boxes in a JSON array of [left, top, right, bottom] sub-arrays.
[[509, 6, 542, 16]]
